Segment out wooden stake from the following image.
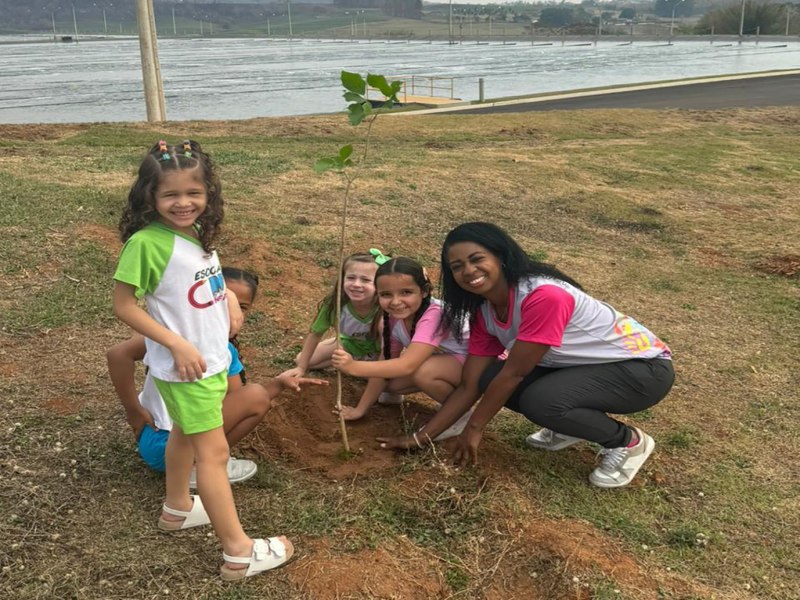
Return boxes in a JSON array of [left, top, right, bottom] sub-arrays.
[[333, 176, 355, 453]]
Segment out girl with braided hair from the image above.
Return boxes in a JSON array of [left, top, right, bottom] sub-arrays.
[[331, 257, 470, 437]]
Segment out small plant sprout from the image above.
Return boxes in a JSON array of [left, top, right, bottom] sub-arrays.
[[315, 71, 402, 453]]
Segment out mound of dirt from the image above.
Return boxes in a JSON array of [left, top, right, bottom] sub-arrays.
[[243, 378, 438, 479]]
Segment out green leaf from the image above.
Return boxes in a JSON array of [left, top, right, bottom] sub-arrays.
[[314, 157, 336, 173], [341, 71, 366, 95], [366, 74, 392, 96], [338, 145, 353, 160], [362, 101, 373, 116], [347, 103, 365, 126], [389, 80, 403, 100], [343, 91, 364, 103]]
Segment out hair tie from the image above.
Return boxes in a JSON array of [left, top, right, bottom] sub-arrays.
[[369, 248, 390, 265], [182, 140, 192, 158], [157, 140, 170, 161]]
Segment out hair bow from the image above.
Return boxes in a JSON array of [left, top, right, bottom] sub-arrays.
[[157, 140, 170, 161], [369, 248, 390, 265], [182, 140, 192, 158]]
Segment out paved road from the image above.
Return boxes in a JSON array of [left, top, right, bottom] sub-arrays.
[[450, 72, 800, 114]]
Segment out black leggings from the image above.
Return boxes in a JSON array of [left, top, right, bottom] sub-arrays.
[[479, 358, 675, 448]]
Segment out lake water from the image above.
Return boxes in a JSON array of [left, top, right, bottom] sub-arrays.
[[1, 35, 799, 124]]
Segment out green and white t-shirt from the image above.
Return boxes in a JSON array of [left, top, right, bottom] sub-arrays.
[[114, 223, 230, 382], [311, 302, 380, 358]]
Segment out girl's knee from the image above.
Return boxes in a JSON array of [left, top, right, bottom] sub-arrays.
[[410, 367, 431, 388], [196, 446, 229, 469], [250, 384, 272, 417]]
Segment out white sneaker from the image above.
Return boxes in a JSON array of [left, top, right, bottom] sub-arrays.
[[525, 428, 582, 451], [589, 427, 655, 489], [378, 392, 404, 405], [433, 409, 473, 441], [189, 458, 258, 489]]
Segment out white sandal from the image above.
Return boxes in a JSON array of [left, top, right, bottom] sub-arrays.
[[157, 495, 211, 531], [220, 537, 294, 580]]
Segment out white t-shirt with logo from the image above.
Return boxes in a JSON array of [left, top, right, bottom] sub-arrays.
[[114, 223, 230, 382]]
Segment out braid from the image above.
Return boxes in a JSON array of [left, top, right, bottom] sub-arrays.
[[382, 310, 392, 360], [229, 336, 247, 385]]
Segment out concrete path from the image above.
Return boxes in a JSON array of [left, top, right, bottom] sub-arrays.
[[408, 71, 800, 115]]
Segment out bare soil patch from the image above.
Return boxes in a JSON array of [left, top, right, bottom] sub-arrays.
[[291, 539, 446, 599], [243, 379, 437, 479]]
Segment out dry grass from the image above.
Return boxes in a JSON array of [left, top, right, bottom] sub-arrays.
[[0, 107, 798, 599]]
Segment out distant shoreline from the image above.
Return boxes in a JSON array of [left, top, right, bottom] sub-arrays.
[[2, 32, 799, 46]]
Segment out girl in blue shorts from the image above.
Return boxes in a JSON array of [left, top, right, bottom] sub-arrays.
[[108, 267, 324, 483]]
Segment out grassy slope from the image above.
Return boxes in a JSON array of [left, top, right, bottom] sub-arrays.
[[0, 108, 798, 599]]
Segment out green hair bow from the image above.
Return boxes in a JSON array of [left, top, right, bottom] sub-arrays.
[[370, 248, 390, 265]]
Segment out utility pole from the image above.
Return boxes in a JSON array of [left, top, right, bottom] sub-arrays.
[[135, 0, 166, 122], [148, 0, 166, 119], [103, 9, 107, 35], [72, 4, 79, 41], [449, 0, 453, 42], [51, 12, 56, 40], [787, 5, 793, 36], [172, 7, 177, 36], [288, 0, 293, 38], [738, 0, 746, 44]]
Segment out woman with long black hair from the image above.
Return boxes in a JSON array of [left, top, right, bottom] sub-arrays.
[[379, 222, 674, 489]]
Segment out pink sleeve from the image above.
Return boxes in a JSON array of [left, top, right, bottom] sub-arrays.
[[518, 285, 575, 347], [467, 309, 506, 357], [409, 303, 446, 347]]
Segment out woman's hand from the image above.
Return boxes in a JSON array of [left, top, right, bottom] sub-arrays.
[[169, 338, 207, 381], [376, 435, 419, 451], [330, 348, 355, 374], [452, 427, 484, 468]]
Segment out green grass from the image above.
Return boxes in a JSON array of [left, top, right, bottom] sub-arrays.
[[1, 108, 798, 599]]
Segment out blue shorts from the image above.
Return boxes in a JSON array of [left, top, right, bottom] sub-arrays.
[[137, 425, 170, 472]]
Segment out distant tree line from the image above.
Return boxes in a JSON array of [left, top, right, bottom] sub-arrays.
[[696, 0, 796, 34]]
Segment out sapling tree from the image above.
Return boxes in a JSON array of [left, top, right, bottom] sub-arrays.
[[315, 71, 402, 453]]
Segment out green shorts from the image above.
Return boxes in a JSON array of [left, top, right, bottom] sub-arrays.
[[153, 371, 227, 435]]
